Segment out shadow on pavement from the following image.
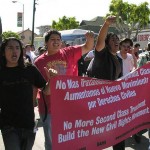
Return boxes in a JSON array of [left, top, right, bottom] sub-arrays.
[[125, 134, 149, 150]]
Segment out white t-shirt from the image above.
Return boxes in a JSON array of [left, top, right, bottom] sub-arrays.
[[87, 58, 94, 71], [26, 51, 37, 64], [117, 51, 134, 76], [84, 50, 95, 60]]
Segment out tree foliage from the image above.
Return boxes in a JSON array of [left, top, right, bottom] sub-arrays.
[[2, 31, 20, 40], [107, 0, 150, 40], [51, 16, 79, 31]]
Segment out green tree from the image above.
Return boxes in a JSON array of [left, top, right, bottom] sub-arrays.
[[108, 0, 150, 40], [51, 16, 79, 30], [2, 31, 20, 40]]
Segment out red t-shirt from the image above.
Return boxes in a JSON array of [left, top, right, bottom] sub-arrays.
[[34, 46, 82, 113]]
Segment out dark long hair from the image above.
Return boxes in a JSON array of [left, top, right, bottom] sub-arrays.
[[105, 32, 119, 50], [0, 37, 24, 70]]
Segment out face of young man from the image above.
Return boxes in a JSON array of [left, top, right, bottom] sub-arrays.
[[25, 45, 32, 52], [120, 42, 131, 54], [46, 34, 62, 55], [134, 46, 140, 53], [4, 40, 21, 67]]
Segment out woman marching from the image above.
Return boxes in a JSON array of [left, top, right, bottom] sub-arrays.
[[0, 37, 53, 150]]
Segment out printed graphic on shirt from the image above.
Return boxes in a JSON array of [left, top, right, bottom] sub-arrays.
[[46, 60, 67, 75]]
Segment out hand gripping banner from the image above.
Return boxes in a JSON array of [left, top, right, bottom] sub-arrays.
[[51, 63, 150, 150]]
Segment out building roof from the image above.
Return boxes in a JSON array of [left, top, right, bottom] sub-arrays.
[[17, 28, 38, 36], [80, 16, 105, 26], [36, 25, 51, 29], [79, 16, 118, 34]]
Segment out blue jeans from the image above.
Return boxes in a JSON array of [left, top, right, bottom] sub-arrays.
[[40, 114, 52, 150], [1, 126, 35, 150]]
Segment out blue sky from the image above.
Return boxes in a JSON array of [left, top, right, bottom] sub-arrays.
[[0, 0, 149, 34]]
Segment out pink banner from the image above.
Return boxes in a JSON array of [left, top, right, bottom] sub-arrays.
[[51, 63, 150, 150]]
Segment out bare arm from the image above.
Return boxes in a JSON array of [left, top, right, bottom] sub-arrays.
[[95, 16, 116, 52], [81, 31, 95, 55]]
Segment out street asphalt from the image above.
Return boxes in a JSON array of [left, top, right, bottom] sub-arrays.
[[0, 107, 149, 150]]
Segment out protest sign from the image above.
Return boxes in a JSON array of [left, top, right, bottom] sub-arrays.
[[51, 63, 150, 150]]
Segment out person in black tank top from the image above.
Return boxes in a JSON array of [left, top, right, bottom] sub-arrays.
[[88, 16, 124, 150]]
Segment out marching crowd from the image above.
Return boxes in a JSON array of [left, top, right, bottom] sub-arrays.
[[0, 15, 150, 150]]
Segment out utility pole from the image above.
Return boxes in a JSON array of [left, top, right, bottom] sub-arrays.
[[12, 1, 24, 40], [31, 0, 36, 45]]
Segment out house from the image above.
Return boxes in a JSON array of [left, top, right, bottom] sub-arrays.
[[78, 16, 118, 34], [17, 28, 38, 45], [132, 29, 150, 49]]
